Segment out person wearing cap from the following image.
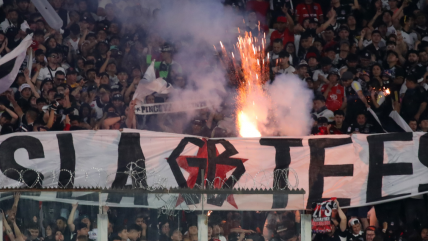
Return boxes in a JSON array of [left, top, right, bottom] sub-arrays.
[[148, 43, 182, 83], [320, 71, 345, 112], [34, 49, 46, 67], [396, 75, 428, 122], [298, 31, 320, 63], [364, 30, 384, 62], [312, 95, 334, 123], [358, 49, 372, 72], [313, 57, 334, 83], [18, 83, 32, 104], [297, 60, 310, 80], [295, 0, 324, 24], [383, 50, 404, 86], [403, 50, 426, 79], [342, 71, 370, 122], [333, 40, 350, 68], [37, 49, 66, 82], [111, 93, 125, 115], [272, 50, 296, 76], [269, 7, 295, 47], [346, 218, 364, 241], [66, 69, 79, 89]]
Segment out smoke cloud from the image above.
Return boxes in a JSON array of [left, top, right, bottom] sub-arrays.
[[138, 0, 314, 136]]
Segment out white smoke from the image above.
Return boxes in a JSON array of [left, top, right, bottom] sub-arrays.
[[266, 75, 314, 136], [138, 0, 314, 136]]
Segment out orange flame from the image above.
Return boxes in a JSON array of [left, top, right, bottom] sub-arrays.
[[235, 32, 269, 137]]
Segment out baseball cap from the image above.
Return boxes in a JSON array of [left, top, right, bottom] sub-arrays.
[[360, 49, 371, 59], [76, 222, 88, 230], [111, 85, 121, 91], [328, 71, 339, 78], [320, 57, 332, 67], [339, 39, 350, 46], [35, 49, 44, 56], [298, 60, 309, 68], [314, 95, 326, 102], [161, 43, 173, 52], [277, 16, 287, 23], [19, 84, 31, 92], [341, 71, 354, 81], [66, 68, 77, 75], [192, 119, 206, 126], [386, 50, 398, 58], [112, 94, 124, 101], [306, 52, 318, 60], [54, 93, 65, 100], [346, 53, 358, 63], [309, 18, 319, 24]]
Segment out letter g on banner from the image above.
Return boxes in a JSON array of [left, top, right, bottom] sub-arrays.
[[0, 136, 45, 188]]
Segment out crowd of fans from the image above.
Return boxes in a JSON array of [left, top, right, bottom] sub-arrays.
[[0, 0, 426, 137], [2, 193, 428, 241]]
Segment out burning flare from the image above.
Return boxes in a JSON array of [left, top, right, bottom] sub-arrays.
[[233, 32, 270, 137], [238, 111, 261, 137]]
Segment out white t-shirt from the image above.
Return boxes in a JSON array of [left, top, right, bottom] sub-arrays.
[[278, 65, 296, 75], [386, 24, 397, 37], [313, 108, 335, 122], [401, 31, 418, 50], [37, 66, 66, 81]]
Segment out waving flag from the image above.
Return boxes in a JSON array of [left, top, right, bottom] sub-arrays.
[[0, 34, 33, 94], [132, 60, 172, 102]]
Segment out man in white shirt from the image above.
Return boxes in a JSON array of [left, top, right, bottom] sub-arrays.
[[272, 51, 296, 76], [312, 95, 334, 123], [37, 49, 66, 82]]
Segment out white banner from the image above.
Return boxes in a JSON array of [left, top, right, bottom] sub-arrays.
[[0, 130, 427, 211], [135, 100, 209, 115]]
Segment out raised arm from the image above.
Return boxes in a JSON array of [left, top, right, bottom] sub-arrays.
[[13, 220, 24, 241], [2, 211, 16, 241], [99, 51, 111, 73], [68, 203, 78, 232], [368, 9, 383, 30], [334, 200, 347, 232], [24, 69, 40, 98]]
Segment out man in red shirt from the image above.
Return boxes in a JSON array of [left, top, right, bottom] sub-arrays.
[[320, 71, 345, 112], [295, 0, 324, 24], [270, 13, 295, 47]]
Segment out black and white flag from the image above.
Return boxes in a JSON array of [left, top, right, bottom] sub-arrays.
[[0, 34, 33, 94]]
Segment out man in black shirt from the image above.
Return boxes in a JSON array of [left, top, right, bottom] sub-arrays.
[[328, 110, 349, 134], [399, 75, 428, 122], [403, 50, 426, 79], [383, 50, 405, 91], [348, 113, 379, 134], [347, 218, 364, 241], [364, 30, 384, 62]]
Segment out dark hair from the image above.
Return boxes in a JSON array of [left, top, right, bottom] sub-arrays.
[[406, 74, 418, 84], [56, 217, 67, 223], [334, 110, 345, 116], [408, 118, 418, 123], [273, 38, 283, 45], [26, 108, 39, 121], [114, 225, 127, 233], [127, 224, 142, 232], [370, 63, 383, 77]]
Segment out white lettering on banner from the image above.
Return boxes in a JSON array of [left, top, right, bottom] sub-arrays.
[[0, 130, 427, 210], [134, 100, 209, 115]]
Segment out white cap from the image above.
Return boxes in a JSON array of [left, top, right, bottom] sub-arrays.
[[19, 83, 31, 92]]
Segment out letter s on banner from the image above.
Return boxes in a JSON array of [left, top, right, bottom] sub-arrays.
[[0, 136, 45, 187]]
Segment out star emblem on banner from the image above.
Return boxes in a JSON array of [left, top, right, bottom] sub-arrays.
[[174, 139, 247, 209]]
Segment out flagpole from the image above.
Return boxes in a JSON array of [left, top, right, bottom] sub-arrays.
[[28, 48, 33, 77]]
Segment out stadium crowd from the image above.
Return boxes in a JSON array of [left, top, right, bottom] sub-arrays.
[[0, 0, 427, 137], [1, 0, 428, 240], [1, 193, 428, 241]]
